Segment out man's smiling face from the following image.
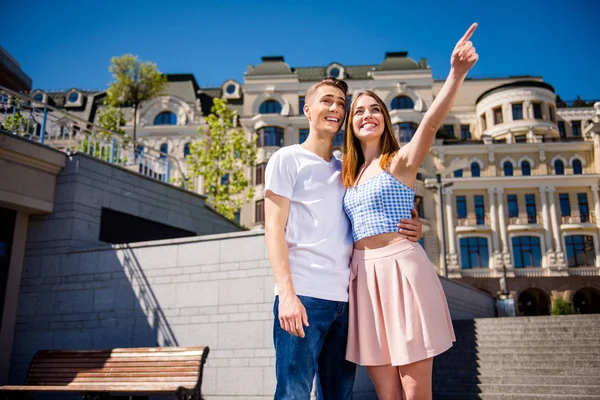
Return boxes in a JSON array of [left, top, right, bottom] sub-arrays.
[[304, 85, 347, 136]]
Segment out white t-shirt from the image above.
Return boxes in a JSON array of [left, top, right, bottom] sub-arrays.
[[264, 144, 353, 302]]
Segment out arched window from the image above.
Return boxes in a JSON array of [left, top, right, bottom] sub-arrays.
[[154, 111, 177, 125], [183, 143, 191, 158], [33, 93, 44, 102], [259, 100, 282, 114], [159, 143, 168, 159], [391, 96, 414, 110], [521, 161, 531, 176], [503, 161, 514, 176], [68, 92, 79, 102], [573, 159, 583, 175], [459, 237, 489, 269], [454, 169, 463, 177], [554, 160, 565, 175], [471, 162, 480, 177], [512, 236, 542, 268]]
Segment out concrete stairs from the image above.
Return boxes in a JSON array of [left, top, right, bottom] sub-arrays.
[[433, 314, 600, 399]]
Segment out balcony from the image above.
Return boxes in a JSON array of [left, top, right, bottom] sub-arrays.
[[508, 213, 544, 232], [456, 216, 490, 233], [567, 267, 600, 277], [513, 267, 547, 277], [561, 212, 597, 230], [460, 268, 493, 278]]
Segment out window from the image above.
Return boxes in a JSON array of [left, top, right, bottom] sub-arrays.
[[558, 121, 566, 138], [474, 195, 485, 225], [255, 163, 266, 185], [533, 103, 543, 119], [298, 96, 305, 115], [333, 131, 344, 147], [68, 92, 79, 103], [154, 111, 177, 125], [548, 105, 555, 122], [299, 128, 309, 144], [521, 161, 531, 176], [512, 103, 523, 120], [559, 193, 571, 217], [255, 200, 265, 223], [571, 120, 582, 136], [565, 235, 595, 267], [493, 107, 503, 125], [393, 122, 417, 143], [460, 237, 489, 269], [456, 196, 467, 219], [183, 143, 191, 158], [471, 162, 480, 177], [507, 195, 519, 218], [512, 236, 542, 268], [454, 169, 463, 177], [391, 96, 414, 110], [33, 93, 44, 102], [233, 209, 241, 224], [221, 173, 230, 186], [329, 68, 340, 78], [443, 125, 455, 137], [159, 143, 168, 159], [480, 114, 487, 131], [573, 159, 583, 175], [554, 160, 565, 175], [257, 126, 284, 147], [415, 196, 424, 218], [515, 135, 527, 143], [578, 193, 589, 223], [525, 194, 537, 223], [503, 161, 514, 176], [135, 145, 145, 161], [460, 125, 471, 140], [259, 100, 282, 114], [226, 84, 236, 94]]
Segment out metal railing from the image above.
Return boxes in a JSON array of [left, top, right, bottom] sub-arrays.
[[0, 85, 185, 187]]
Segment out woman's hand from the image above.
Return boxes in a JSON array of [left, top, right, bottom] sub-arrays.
[[451, 23, 479, 76]]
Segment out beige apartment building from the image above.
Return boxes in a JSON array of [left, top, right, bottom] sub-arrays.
[[27, 52, 600, 315]]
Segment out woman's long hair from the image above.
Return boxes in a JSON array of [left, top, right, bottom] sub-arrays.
[[342, 90, 400, 188]]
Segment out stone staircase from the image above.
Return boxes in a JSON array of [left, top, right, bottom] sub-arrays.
[[433, 314, 600, 399]]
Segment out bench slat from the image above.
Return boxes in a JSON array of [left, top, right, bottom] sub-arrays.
[[29, 371, 198, 376], [0, 385, 183, 392]]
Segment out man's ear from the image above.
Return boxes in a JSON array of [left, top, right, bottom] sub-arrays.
[[303, 104, 311, 122]]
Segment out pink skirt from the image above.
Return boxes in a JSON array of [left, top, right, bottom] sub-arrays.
[[346, 240, 455, 366]]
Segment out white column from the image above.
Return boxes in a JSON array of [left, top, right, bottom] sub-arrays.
[[548, 186, 562, 252], [496, 188, 509, 254], [592, 185, 600, 267], [445, 188, 456, 255], [488, 187, 500, 253], [539, 186, 553, 252]]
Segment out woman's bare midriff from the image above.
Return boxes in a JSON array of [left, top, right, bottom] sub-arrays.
[[354, 231, 410, 250]]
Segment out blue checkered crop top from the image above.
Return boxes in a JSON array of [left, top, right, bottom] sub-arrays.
[[343, 171, 415, 242]]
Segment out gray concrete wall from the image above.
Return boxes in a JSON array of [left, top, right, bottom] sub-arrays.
[[26, 153, 240, 255], [11, 231, 494, 399]]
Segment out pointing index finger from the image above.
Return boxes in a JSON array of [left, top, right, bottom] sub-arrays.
[[459, 23, 478, 45]]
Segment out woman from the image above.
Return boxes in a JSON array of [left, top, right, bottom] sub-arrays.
[[342, 24, 479, 400]]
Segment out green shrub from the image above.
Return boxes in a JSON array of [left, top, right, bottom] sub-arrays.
[[551, 298, 576, 315]]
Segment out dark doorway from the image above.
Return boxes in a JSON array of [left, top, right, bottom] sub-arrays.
[[0, 207, 17, 332], [573, 287, 600, 314], [518, 288, 550, 316]]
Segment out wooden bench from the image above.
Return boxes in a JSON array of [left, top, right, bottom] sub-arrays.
[[0, 346, 209, 400]]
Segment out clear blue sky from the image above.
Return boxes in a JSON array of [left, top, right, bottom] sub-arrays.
[[4, 0, 599, 100]]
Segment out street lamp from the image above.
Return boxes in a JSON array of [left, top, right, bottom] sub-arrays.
[[423, 158, 470, 278]]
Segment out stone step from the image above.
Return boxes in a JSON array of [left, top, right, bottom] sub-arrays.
[[440, 345, 600, 355], [451, 339, 600, 348], [479, 383, 600, 396], [472, 319, 600, 327], [470, 326, 600, 334], [473, 315, 600, 325], [477, 376, 600, 386], [475, 352, 600, 362], [467, 332, 599, 342], [478, 394, 600, 400], [435, 367, 600, 377]]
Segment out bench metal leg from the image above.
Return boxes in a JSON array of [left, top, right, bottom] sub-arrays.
[[176, 388, 202, 400], [83, 393, 111, 400]]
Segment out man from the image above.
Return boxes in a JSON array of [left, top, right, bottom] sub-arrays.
[[264, 77, 423, 399]]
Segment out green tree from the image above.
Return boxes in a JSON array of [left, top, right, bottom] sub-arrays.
[[186, 98, 257, 221], [105, 54, 168, 142], [97, 105, 126, 136]]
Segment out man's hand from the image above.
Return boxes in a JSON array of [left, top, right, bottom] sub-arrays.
[[278, 294, 309, 338], [397, 208, 423, 243]]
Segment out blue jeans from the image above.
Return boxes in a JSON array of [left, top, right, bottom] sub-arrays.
[[273, 295, 356, 400]]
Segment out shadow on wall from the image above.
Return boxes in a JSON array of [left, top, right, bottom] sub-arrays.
[[10, 245, 178, 391]]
